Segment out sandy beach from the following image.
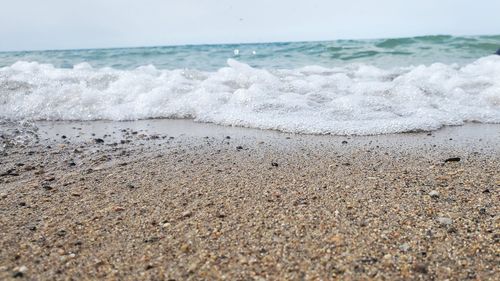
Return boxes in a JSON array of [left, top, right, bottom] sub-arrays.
[[0, 120, 499, 280]]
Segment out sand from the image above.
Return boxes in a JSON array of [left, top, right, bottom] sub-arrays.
[[0, 120, 499, 280]]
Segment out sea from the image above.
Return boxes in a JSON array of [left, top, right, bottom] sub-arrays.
[[1, 35, 499, 135]]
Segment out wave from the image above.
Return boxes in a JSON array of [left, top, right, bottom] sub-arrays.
[[1, 57, 500, 135]]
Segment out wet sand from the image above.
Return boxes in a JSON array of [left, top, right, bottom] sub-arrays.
[[0, 120, 499, 280]]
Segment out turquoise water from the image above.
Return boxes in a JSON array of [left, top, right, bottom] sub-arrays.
[[1, 35, 499, 70]]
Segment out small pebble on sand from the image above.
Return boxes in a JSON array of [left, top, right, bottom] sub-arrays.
[[399, 243, 410, 252], [429, 190, 439, 198], [437, 217, 453, 226]]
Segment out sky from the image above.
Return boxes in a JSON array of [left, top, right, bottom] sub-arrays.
[[1, 0, 499, 52]]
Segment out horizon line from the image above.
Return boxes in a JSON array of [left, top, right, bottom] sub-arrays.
[[0, 32, 499, 54]]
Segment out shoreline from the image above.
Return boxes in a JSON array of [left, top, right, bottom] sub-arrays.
[[7, 119, 500, 149], [1, 120, 499, 280]]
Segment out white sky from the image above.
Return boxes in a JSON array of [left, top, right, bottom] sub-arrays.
[[1, 0, 499, 51]]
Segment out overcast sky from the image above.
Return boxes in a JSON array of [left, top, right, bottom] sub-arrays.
[[1, 0, 499, 51]]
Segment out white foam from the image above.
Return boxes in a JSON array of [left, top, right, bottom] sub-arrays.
[[1, 57, 499, 135]]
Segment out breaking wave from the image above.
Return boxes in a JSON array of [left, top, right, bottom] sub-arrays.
[[1, 56, 499, 135]]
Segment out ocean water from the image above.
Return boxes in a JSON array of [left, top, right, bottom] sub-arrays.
[[1, 35, 499, 135]]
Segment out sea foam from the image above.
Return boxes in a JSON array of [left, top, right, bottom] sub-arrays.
[[1, 57, 499, 135]]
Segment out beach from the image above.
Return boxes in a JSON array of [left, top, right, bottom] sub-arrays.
[[0, 120, 498, 280]]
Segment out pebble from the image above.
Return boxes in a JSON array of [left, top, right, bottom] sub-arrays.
[[44, 176, 56, 182], [429, 190, 439, 198], [436, 217, 453, 226], [12, 266, 28, 278], [444, 157, 461, 163], [182, 211, 193, 218], [180, 243, 190, 253], [17, 266, 28, 273], [143, 237, 159, 243], [413, 263, 428, 274], [399, 243, 410, 252], [1, 169, 19, 176], [113, 206, 125, 212]]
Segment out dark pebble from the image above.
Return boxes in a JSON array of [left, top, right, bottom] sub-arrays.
[[271, 162, 279, 167], [94, 138, 105, 144], [61, 135, 67, 139], [24, 165, 35, 171], [359, 256, 378, 264], [236, 146, 243, 150], [12, 272, 24, 278], [342, 140, 348, 144], [444, 157, 460, 163], [145, 264, 154, 270], [413, 263, 428, 274], [1, 169, 19, 177], [126, 183, 135, 189]]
